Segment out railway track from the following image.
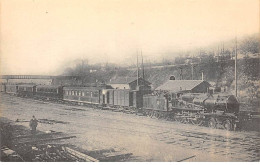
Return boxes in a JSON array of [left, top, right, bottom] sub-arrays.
[[0, 117, 133, 162], [1, 93, 259, 161]]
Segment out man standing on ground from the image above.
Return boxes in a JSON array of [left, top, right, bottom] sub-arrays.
[[29, 115, 38, 135]]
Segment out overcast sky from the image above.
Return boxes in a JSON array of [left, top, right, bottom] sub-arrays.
[[1, 0, 259, 75]]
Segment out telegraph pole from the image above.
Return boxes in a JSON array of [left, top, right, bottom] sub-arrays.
[[141, 50, 145, 80], [137, 53, 139, 87], [217, 46, 219, 62], [191, 54, 194, 80], [235, 37, 238, 97], [191, 63, 194, 80], [179, 67, 183, 80]]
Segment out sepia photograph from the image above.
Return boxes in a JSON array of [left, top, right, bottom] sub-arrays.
[[0, 0, 259, 162]]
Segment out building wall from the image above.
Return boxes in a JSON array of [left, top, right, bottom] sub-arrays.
[[191, 82, 210, 93], [110, 84, 130, 89], [129, 79, 151, 90]]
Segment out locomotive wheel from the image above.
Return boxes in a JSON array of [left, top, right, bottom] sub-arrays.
[[208, 118, 217, 128], [181, 118, 188, 124], [223, 119, 234, 131], [146, 110, 150, 116], [143, 110, 148, 116], [149, 111, 154, 118], [159, 113, 165, 119], [191, 119, 203, 126], [175, 116, 182, 122], [162, 113, 168, 120], [154, 112, 158, 118], [156, 112, 161, 119], [153, 111, 157, 118]]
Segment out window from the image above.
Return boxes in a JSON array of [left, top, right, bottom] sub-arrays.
[[93, 91, 98, 97], [82, 92, 85, 96], [79, 91, 81, 96]]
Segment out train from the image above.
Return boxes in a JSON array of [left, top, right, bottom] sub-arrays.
[[2, 83, 151, 110], [0, 80, 243, 131]]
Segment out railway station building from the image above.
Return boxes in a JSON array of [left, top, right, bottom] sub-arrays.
[[155, 79, 211, 94], [108, 77, 151, 91]]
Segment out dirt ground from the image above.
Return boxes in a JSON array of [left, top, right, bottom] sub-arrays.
[[0, 93, 259, 162]]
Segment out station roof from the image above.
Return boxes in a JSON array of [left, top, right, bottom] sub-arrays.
[[155, 80, 210, 92], [36, 85, 62, 88], [109, 77, 151, 85]]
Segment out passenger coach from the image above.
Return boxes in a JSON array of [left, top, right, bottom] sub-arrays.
[[63, 86, 106, 105], [5, 84, 18, 95], [17, 84, 36, 97], [0, 83, 6, 92], [35, 85, 63, 100]]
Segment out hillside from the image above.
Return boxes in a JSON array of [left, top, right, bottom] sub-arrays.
[[112, 58, 260, 110], [60, 34, 259, 110]]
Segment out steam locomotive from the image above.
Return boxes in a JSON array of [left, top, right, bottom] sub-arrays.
[[143, 92, 240, 130], [0, 79, 241, 131]]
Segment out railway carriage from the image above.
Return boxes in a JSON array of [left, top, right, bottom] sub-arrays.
[[132, 89, 152, 109], [5, 84, 18, 95], [63, 87, 103, 105], [103, 88, 152, 110], [0, 83, 6, 92], [103, 89, 114, 105], [35, 85, 63, 100], [142, 93, 173, 118], [17, 84, 36, 97], [113, 89, 133, 107]]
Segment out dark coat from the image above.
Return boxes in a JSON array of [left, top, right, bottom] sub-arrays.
[[29, 119, 38, 128]]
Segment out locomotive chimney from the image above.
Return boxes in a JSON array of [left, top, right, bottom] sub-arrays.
[[170, 75, 176, 80]]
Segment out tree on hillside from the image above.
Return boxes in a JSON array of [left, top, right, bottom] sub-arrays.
[[239, 35, 259, 54]]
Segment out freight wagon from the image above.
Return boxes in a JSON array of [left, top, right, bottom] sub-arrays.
[[143, 93, 174, 119], [103, 89, 151, 110], [113, 89, 133, 107]]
